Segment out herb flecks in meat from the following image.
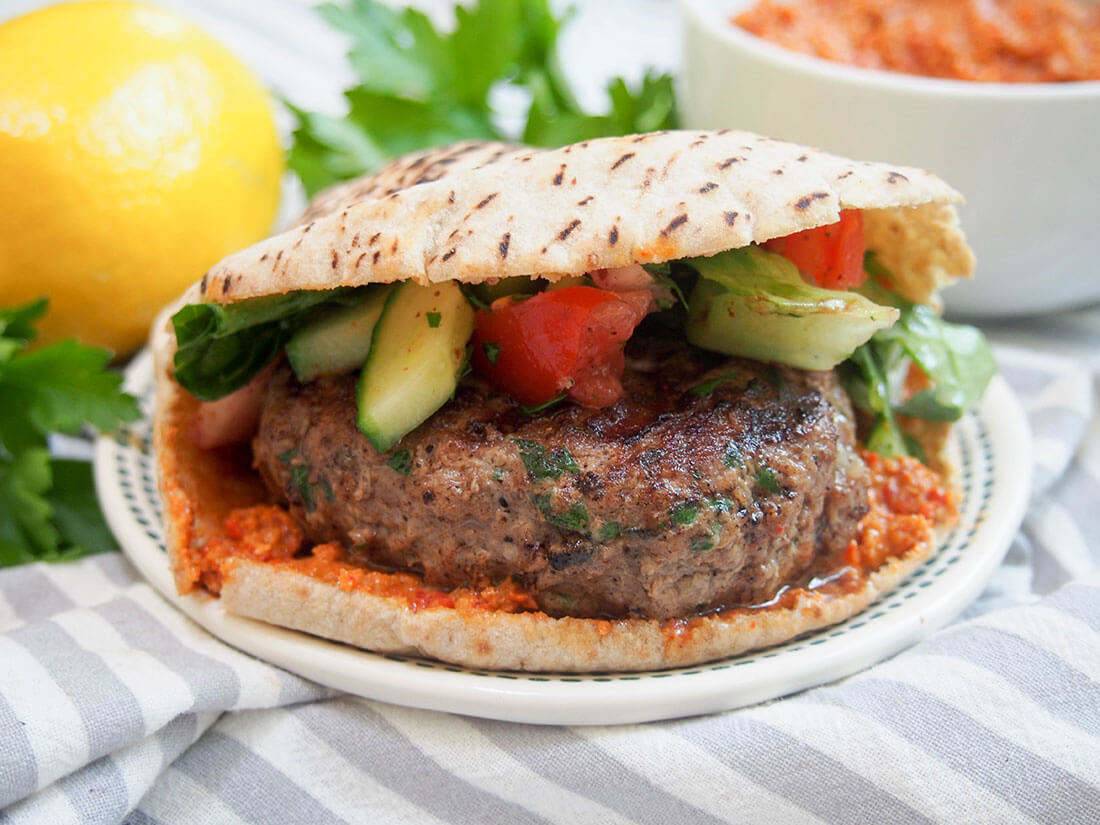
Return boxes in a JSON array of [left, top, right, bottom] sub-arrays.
[[387, 450, 413, 476], [276, 448, 333, 513], [755, 466, 782, 495], [670, 502, 699, 526], [687, 371, 741, 396], [514, 439, 579, 481], [531, 493, 589, 533]]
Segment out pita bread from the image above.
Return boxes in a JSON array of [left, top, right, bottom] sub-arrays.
[[219, 542, 936, 672], [186, 130, 971, 309], [154, 130, 971, 672]]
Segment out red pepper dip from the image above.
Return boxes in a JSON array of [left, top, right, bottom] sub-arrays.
[[195, 504, 540, 614], [734, 0, 1100, 82], [844, 448, 956, 571]]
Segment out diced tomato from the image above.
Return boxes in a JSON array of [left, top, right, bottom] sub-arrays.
[[763, 209, 866, 289], [470, 286, 650, 408]]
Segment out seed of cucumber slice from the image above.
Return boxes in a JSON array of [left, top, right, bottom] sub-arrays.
[[286, 286, 392, 382], [356, 280, 475, 453]]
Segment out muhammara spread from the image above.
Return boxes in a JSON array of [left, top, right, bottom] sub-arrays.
[[734, 0, 1100, 82]]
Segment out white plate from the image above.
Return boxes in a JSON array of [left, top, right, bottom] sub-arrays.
[[95, 351, 1031, 726]]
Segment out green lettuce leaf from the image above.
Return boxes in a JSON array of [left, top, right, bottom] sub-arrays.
[[172, 288, 362, 401], [843, 254, 996, 458], [879, 306, 996, 422]]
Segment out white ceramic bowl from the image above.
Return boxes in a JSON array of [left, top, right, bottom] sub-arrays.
[[679, 0, 1100, 319]]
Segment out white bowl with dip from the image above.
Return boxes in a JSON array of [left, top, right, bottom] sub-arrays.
[[679, 0, 1100, 319]]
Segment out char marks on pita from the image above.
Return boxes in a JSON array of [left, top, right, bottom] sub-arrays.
[[196, 130, 971, 307]]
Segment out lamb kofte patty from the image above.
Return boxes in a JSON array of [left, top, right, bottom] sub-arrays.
[[253, 336, 870, 620]]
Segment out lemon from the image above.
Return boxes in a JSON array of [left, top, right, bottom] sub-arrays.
[[0, 1, 283, 354]]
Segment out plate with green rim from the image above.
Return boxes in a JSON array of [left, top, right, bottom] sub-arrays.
[[95, 349, 1031, 725]]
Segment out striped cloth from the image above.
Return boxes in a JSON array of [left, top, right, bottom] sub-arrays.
[[1, 304, 1098, 824]]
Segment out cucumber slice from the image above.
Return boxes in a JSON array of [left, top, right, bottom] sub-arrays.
[[684, 247, 899, 370], [357, 280, 475, 452], [286, 286, 392, 382]]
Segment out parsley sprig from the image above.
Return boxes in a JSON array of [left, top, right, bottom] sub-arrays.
[[0, 299, 140, 567], [288, 0, 678, 197]]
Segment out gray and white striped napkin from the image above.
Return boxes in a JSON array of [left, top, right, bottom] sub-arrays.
[[1, 304, 1098, 824]]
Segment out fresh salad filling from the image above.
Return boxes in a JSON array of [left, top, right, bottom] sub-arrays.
[[171, 210, 995, 464]]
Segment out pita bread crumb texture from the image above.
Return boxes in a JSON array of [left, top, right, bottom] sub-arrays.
[[155, 130, 972, 672]]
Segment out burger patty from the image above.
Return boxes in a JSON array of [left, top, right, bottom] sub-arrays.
[[253, 336, 870, 620]]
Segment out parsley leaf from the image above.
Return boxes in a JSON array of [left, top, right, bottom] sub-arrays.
[[755, 467, 781, 495], [523, 70, 677, 147], [687, 371, 740, 397], [670, 501, 699, 526], [547, 502, 589, 533], [0, 299, 140, 568], [531, 493, 589, 533], [47, 460, 120, 559], [482, 341, 501, 365], [596, 521, 620, 542], [689, 535, 715, 553], [460, 284, 491, 311], [289, 0, 679, 197], [0, 299, 48, 350], [0, 449, 55, 566], [285, 103, 389, 198], [0, 341, 140, 450], [277, 448, 338, 512], [514, 438, 579, 481], [519, 392, 566, 416], [388, 449, 414, 476]]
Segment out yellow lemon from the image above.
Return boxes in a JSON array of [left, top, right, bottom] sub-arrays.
[[0, 1, 283, 354]]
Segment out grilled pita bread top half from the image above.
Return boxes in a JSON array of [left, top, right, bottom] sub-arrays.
[[185, 131, 970, 306], [152, 130, 974, 673]]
